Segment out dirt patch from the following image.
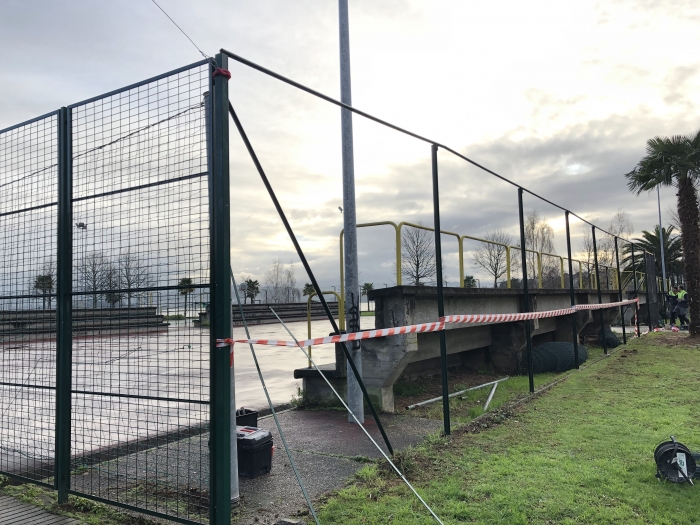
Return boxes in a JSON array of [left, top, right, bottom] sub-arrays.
[[644, 332, 700, 348]]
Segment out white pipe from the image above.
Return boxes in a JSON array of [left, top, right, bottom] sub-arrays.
[[483, 382, 498, 411], [406, 377, 509, 410]]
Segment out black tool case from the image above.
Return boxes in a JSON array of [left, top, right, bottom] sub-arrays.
[[236, 426, 273, 478]]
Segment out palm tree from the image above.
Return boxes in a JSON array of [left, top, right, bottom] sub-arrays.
[[178, 277, 195, 321], [360, 283, 374, 312], [622, 226, 683, 286], [625, 130, 700, 334], [302, 283, 316, 298], [244, 279, 260, 304]]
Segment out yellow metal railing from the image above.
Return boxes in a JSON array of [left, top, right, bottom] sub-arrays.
[[340, 221, 461, 311], [306, 290, 344, 368], [339, 222, 644, 300]]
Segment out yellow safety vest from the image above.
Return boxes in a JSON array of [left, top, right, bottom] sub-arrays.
[[678, 290, 687, 301]]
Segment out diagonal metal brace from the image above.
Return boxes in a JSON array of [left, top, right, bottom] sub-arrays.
[[227, 101, 394, 456]]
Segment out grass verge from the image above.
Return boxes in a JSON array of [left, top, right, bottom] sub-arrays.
[[395, 345, 607, 424], [318, 333, 700, 524], [0, 478, 163, 524]]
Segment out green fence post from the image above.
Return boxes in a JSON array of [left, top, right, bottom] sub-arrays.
[[209, 51, 232, 525], [55, 106, 72, 503]]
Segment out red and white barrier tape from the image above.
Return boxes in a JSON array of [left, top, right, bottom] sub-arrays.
[[231, 319, 445, 348], [571, 298, 638, 311], [443, 307, 574, 324], [224, 298, 639, 349]]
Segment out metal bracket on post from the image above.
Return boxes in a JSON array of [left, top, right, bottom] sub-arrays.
[[592, 227, 607, 355], [209, 51, 233, 525], [431, 144, 450, 435], [55, 106, 72, 504], [564, 211, 579, 369], [518, 189, 535, 393]]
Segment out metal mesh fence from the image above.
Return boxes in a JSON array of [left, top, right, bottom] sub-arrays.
[[0, 114, 58, 483], [68, 64, 212, 522], [0, 61, 217, 524]]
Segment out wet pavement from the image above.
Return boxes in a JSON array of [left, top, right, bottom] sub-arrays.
[[232, 316, 376, 411], [236, 409, 443, 523], [0, 317, 374, 469], [69, 408, 442, 524]]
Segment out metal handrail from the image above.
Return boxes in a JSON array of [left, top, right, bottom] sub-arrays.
[[340, 221, 400, 318], [306, 290, 344, 368], [340, 222, 641, 293], [340, 221, 461, 309]]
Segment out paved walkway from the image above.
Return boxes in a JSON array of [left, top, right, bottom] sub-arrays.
[[0, 495, 82, 524]]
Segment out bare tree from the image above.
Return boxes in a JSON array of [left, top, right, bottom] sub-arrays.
[[102, 262, 124, 308], [513, 210, 557, 286], [667, 205, 681, 232], [78, 251, 109, 308], [579, 210, 633, 288], [401, 224, 437, 286], [118, 250, 154, 307], [472, 229, 517, 287], [264, 259, 300, 303]]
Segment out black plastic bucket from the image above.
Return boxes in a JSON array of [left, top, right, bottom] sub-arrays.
[[654, 438, 696, 483]]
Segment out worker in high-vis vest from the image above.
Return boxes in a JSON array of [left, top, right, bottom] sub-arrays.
[[668, 286, 679, 326], [675, 285, 689, 330]]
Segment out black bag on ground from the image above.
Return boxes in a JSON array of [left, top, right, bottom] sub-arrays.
[[599, 327, 620, 349], [529, 342, 588, 373]]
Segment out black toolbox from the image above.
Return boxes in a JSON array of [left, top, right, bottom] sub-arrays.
[[235, 408, 258, 427], [236, 426, 274, 478]]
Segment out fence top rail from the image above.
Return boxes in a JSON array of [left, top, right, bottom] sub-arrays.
[[1, 61, 209, 136], [0, 110, 59, 135], [67, 59, 209, 110], [221, 48, 641, 245]]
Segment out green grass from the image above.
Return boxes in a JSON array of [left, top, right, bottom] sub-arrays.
[[397, 345, 607, 425], [318, 333, 700, 524], [361, 311, 375, 317], [0, 480, 160, 524]]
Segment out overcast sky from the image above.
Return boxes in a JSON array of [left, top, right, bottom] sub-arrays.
[[2, 0, 699, 290]]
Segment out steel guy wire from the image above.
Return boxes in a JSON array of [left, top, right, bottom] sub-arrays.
[[149, 0, 211, 62], [227, 100, 395, 455], [220, 48, 635, 245], [230, 268, 320, 525], [269, 307, 445, 525]]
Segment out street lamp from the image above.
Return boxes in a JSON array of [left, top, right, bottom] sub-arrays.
[[75, 222, 88, 308]]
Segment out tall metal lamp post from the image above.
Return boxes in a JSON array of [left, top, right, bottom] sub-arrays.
[[338, 0, 363, 423]]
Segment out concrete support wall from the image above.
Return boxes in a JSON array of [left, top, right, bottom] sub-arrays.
[[298, 286, 638, 412]]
